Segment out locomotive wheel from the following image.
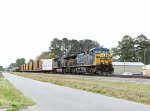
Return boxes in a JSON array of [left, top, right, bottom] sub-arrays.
[[97, 71, 103, 76]]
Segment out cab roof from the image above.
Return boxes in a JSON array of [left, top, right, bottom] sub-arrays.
[[90, 47, 109, 52]]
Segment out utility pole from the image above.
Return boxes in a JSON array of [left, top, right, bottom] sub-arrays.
[[124, 59, 125, 72], [144, 49, 146, 70], [144, 49, 146, 65]]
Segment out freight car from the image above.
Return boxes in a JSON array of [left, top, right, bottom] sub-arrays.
[[20, 47, 114, 75], [20, 59, 53, 72]]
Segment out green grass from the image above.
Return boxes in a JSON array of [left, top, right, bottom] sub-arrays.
[[0, 73, 35, 111], [12, 72, 150, 105]]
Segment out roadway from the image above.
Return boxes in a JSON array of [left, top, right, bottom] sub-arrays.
[[3, 73, 150, 111]]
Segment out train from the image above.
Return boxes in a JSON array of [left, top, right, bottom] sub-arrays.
[[20, 47, 114, 75]]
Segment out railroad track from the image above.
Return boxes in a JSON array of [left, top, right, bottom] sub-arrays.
[[43, 73, 150, 85], [17, 72, 150, 85], [26, 71, 150, 79], [106, 74, 150, 79], [56, 73, 150, 79]]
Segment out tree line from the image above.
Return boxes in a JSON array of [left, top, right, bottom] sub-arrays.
[[36, 38, 101, 60], [8, 58, 25, 69], [8, 35, 150, 70], [8, 38, 101, 69], [49, 38, 101, 57], [112, 34, 150, 64]]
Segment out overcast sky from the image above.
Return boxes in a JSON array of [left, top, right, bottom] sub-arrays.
[[0, 0, 150, 67]]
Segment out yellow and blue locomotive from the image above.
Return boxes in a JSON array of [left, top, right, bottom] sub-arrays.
[[53, 47, 114, 75]]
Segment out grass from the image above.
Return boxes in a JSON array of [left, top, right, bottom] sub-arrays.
[[12, 72, 150, 105], [0, 73, 35, 111]]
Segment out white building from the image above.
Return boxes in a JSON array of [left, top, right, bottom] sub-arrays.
[[143, 65, 150, 75], [112, 62, 145, 75]]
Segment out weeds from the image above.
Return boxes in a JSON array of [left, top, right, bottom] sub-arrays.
[[0, 73, 34, 111]]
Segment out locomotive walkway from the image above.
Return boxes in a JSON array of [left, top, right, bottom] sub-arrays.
[[3, 73, 150, 111]]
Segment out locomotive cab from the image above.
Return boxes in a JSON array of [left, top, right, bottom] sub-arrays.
[[91, 48, 114, 75], [95, 51, 112, 65]]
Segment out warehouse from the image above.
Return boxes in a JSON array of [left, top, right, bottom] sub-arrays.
[[112, 62, 145, 75]]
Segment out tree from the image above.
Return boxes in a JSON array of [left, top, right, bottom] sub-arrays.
[[67, 39, 80, 55], [36, 51, 55, 60], [8, 58, 25, 69], [49, 38, 101, 56], [61, 38, 70, 56], [15, 58, 25, 67], [112, 35, 135, 62], [8, 63, 16, 69], [0, 66, 4, 71], [135, 34, 150, 64], [79, 39, 101, 52], [28, 59, 34, 63], [112, 34, 150, 64], [49, 38, 62, 56]]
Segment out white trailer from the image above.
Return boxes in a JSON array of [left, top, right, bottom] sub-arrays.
[[41, 59, 53, 71]]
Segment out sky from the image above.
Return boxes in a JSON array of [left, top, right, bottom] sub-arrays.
[[0, 0, 150, 67]]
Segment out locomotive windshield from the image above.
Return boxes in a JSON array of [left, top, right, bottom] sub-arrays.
[[90, 48, 110, 55], [93, 49, 110, 54], [103, 50, 109, 54], [94, 50, 102, 54]]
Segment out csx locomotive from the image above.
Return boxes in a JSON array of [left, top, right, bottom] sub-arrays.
[[20, 47, 114, 75]]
